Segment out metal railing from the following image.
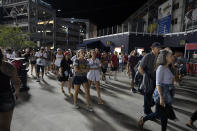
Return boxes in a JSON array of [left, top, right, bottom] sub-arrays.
[[2, 0, 27, 5]]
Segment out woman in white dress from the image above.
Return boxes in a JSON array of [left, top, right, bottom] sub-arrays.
[[87, 50, 103, 104]]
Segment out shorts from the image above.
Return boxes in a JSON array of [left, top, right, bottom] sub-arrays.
[[101, 68, 107, 74], [30, 61, 36, 65], [58, 75, 69, 82], [58, 71, 70, 82], [87, 72, 100, 82], [130, 68, 136, 80], [45, 61, 51, 67], [0, 93, 15, 112], [36, 65, 45, 73], [111, 67, 118, 71], [73, 76, 88, 85]]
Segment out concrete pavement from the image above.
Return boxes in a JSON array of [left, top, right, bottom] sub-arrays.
[[11, 72, 197, 131]]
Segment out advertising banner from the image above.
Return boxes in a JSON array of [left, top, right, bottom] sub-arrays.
[[184, 0, 197, 30], [157, 0, 172, 34], [158, 15, 171, 34]]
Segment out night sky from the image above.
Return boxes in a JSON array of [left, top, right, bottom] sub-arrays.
[[45, 0, 148, 28]]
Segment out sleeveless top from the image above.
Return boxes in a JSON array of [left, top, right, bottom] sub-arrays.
[[0, 70, 12, 93], [0, 61, 15, 94]]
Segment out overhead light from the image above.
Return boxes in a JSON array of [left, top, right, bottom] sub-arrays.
[[38, 20, 54, 25]]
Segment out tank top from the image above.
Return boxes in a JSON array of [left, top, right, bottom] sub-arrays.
[[0, 70, 12, 93]]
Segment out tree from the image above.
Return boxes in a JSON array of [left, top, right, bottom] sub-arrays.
[[0, 26, 29, 49], [22, 41, 37, 48]]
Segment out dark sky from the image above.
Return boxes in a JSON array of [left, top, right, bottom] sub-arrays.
[[45, 0, 148, 28]]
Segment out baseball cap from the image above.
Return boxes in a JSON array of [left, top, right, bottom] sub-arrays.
[[151, 42, 162, 48], [57, 48, 61, 51], [64, 51, 70, 56], [41, 47, 45, 50]]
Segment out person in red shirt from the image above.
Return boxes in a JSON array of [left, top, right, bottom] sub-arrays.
[[109, 51, 119, 80]]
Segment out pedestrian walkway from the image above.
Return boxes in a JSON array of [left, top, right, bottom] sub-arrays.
[[12, 72, 197, 131]]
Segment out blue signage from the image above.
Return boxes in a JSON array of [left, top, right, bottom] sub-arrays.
[[158, 15, 171, 34]]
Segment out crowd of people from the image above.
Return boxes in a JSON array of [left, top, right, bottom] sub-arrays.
[[0, 42, 196, 131]]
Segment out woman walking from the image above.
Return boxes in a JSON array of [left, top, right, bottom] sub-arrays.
[[0, 49, 20, 131], [59, 52, 73, 96], [101, 52, 108, 82], [138, 50, 175, 131], [73, 49, 93, 111], [30, 50, 36, 76], [87, 50, 103, 104]]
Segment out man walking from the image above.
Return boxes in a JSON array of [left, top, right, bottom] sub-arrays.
[[138, 42, 162, 115]]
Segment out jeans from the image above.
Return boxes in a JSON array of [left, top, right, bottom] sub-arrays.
[[119, 63, 124, 72], [143, 104, 168, 131], [191, 110, 197, 122], [144, 92, 154, 115]]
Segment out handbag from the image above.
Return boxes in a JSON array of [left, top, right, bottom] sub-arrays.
[[164, 104, 176, 120]]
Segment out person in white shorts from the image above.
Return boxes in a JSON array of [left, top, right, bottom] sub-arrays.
[[35, 47, 47, 82], [54, 48, 64, 76], [87, 50, 103, 104]]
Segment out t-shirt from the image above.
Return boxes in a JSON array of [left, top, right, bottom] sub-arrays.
[[128, 55, 139, 70], [111, 55, 119, 67], [55, 54, 64, 67], [156, 65, 174, 86], [140, 52, 156, 80], [119, 55, 124, 63], [45, 51, 52, 61], [74, 59, 89, 76], [88, 58, 100, 69], [6, 53, 15, 60], [60, 58, 73, 72], [71, 55, 77, 63], [35, 52, 47, 66], [23, 53, 30, 62], [96, 53, 101, 60], [101, 56, 109, 69]]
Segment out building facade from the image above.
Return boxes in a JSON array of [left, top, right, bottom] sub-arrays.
[[55, 18, 81, 49], [1, 0, 56, 47], [122, 0, 197, 34]]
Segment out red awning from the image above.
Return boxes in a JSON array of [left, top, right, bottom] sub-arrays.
[[185, 43, 197, 50]]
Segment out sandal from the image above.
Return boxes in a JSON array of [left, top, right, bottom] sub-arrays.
[[138, 116, 144, 129], [61, 88, 65, 94], [98, 99, 104, 105]]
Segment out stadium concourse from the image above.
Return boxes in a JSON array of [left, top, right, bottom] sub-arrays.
[[12, 71, 197, 131]]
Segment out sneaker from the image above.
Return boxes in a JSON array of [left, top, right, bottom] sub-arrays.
[[73, 104, 80, 109], [87, 106, 94, 112], [131, 88, 137, 93]]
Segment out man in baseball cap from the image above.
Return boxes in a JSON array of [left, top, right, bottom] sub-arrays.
[[138, 42, 162, 115]]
